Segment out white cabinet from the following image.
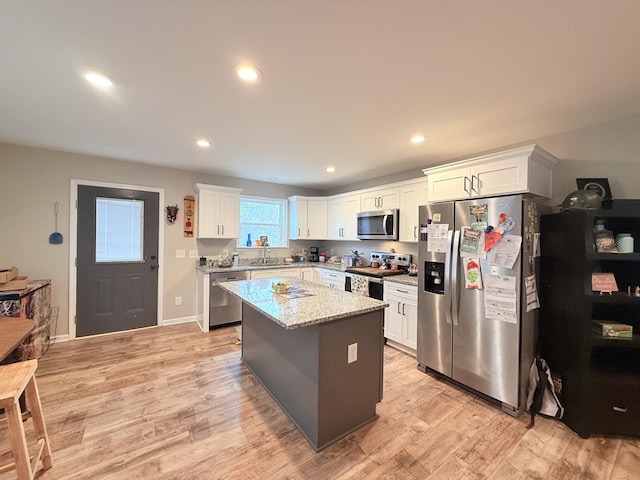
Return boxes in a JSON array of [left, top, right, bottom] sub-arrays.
[[288, 196, 327, 240], [383, 282, 417, 354], [195, 184, 243, 238], [398, 179, 428, 243], [250, 267, 301, 280], [423, 144, 558, 202], [321, 270, 345, 290], [301, 267, 321, 284], [327, 194, 361, 240], [361, 186, 400, 211]]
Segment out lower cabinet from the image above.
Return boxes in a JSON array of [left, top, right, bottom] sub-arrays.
[[383, 281, 417, 355], [321, 270, 346, 290], [250, 268, 301, 280], [301, 267, 322, 284]]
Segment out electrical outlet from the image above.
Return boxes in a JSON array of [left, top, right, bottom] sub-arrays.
[[175, 296, 182, 306], [223, 249, 229, 257], [188, 249, 198, 258], [176, 249, 185, 258], [348, 343, 358, 363]]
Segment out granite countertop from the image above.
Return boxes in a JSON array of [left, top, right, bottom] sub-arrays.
[[382, 274, 419, 287], [197, 262, 344, 275], [219, 277, 388, 329]]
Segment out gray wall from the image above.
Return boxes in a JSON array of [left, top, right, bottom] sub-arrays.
[[0, 142, 320, 337], [2, 111, 638, 338]]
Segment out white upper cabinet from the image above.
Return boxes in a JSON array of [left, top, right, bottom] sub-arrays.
[[195, 183, 242, 238], [361, 186, 400, 211], [288, 196, 327, 240], [423, 144, 559, 202], [327, 193, 361, 240], [398, 178, 428, 243]]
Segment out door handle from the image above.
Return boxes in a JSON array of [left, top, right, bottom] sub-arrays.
[[471, 175, 479, 193], [307, 228, 310, 237], [298, 227, 301, 237], [414, 225, 417, 238], [397, 302, 401, 314], [221, 225, 224, 235], [150, 264, 157, 270], [463, 176, 470, 194], [451, 229, 460, 326], [217, 225, 220, 235]]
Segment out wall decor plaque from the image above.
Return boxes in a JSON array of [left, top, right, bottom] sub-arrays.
[[184, 195, 195, 237]]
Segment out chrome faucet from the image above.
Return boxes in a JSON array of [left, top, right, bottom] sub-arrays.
[[262, 242, 271, 264]]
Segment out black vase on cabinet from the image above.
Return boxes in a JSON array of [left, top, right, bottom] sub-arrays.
[[539, 200, 640, 438]]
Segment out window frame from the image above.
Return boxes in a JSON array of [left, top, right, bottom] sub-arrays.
[[237, 195, 289, 249]]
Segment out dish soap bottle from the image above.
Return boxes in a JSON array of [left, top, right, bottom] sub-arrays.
[[246, 233, 252, 247]]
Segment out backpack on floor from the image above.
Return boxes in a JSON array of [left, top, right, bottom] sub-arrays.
[[525, 355, 564, 428]]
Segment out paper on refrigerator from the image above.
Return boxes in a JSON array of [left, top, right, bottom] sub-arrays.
[[427, 224, 449, 253], [487, 234, 522, 269], [484, 274, 517, 323]]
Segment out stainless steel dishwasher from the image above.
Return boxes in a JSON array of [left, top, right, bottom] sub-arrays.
[[209, 270, 250, 328]]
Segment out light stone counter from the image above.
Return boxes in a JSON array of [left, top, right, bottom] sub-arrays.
[[196, 262, 344, 275], [219, 277, 387, 329], [383, 274, 418, 287]]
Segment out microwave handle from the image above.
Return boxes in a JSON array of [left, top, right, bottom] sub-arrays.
[[383, 214, 389, 234]]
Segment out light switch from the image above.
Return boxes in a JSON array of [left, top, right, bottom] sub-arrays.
[[348, 343, 358, 363], [176, 249, 185, 258], [188, 249, 198, 258]]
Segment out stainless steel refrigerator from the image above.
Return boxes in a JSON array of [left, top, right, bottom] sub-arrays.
[[417, 194, 540, 415]]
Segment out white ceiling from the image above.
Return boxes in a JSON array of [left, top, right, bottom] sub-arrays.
[[2, 1, 640, 190]]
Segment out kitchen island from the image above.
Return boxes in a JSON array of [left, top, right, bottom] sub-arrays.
[[219, 277, 387, 451]]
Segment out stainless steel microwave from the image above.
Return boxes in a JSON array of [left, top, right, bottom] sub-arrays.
[[356, 209, 399, 240]]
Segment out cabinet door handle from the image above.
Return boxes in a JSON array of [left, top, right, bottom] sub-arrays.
[[471, 174, 479, 193], [378, 196, 382, 208], [402, 303, 406, 315], [221, 225, 224, 235], [397, 302, 401, 314], [463, 176, 470, 194], [307, 228, 310, 237], [397, 289, 409, 294], [414, 226, 417, 238], [298, 227, 301, 237], [217, 225, 220, 235], [613, 406, 628, 413]]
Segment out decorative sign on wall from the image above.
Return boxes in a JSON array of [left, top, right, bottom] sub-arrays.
[[184, 195, 195, 237]]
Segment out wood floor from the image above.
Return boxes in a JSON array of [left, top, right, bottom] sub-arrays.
[[1, 322, 638, 480]]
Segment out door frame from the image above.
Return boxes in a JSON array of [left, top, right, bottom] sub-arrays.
[[68, 179, 165, 340]]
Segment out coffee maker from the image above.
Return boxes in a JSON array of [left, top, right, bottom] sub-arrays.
[[308, 246, 319, 262]]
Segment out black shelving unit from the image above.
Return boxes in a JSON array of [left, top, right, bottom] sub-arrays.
[[539, 200, 640, 438]]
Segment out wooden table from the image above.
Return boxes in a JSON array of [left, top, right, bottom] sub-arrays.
[[0, 317, 35, 363]]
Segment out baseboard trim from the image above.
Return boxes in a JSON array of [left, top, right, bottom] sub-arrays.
[[162, 315, 197, 326]]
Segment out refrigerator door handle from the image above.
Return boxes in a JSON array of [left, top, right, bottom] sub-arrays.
[[451, 229, 460, 326], [444, 229, 454, 325]]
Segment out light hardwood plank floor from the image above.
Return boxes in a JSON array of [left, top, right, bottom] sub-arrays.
[[1, 323, 638, 479]]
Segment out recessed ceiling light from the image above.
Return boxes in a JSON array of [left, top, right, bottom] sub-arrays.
[[195, 139, 211, 148], [236, 65, 262, 83], [267, 176, 279, 181], [84, 71, 114, 88], [325, 166, 336, 173], [410, 134, 427, 144]]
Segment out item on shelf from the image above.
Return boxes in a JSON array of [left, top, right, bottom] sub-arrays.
[[594, 230, 618, 253], [560, 190, 602, 211], [246, 234, 252, 247], [616, 233, 634, 253], [593, 321, 633, 338]]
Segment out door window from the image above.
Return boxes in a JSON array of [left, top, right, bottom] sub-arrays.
[[95, 197, 144, 262]]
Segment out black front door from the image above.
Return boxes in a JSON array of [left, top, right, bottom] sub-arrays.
[[76, 185, 159, 337]]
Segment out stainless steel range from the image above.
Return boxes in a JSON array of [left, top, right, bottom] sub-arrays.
[[345, 251, 412, 299]]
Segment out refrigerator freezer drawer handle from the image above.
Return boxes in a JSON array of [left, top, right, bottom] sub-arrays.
[[451, 229, 460, 326], [444, 229, 454, 325]]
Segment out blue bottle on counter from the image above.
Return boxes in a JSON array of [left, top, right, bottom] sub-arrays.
[[246, 233, 252, 247]]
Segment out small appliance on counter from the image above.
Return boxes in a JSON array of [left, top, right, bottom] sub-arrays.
[[308, 246, 319, 262]]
